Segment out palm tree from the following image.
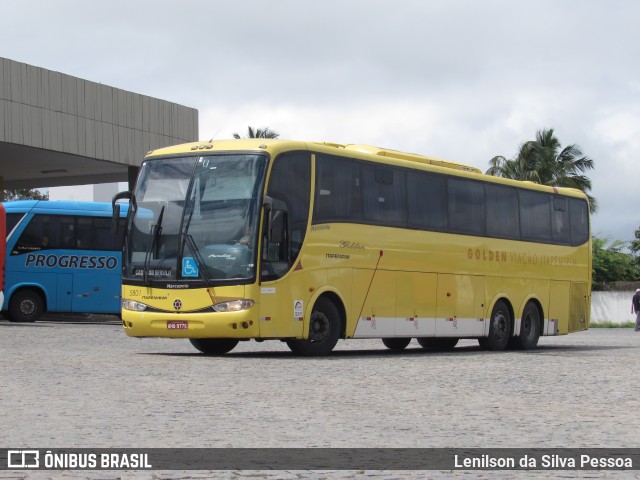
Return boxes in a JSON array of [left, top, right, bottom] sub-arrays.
[[233, 126, 280, 139], [487, 128, 597, 212]]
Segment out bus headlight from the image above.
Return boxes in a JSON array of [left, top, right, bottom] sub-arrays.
[[122, 299, 148, 312], [213, 299, 255, 312]]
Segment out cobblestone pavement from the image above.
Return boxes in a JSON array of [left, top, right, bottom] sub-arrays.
[[1, 316, 640, 479]]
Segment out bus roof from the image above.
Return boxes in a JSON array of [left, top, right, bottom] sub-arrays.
[[144, 139, 589, 201], [1, 200, 129, 216]]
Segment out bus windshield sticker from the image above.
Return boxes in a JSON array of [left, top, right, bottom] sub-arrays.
[[181, 257, 199, 278]]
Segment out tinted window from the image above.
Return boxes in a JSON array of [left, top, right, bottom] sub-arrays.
[[551, 197, 571, 244], [11, 214, 123, 255], [312, 152, 588, 248], [77, 217, 124, 250], [266, 151, 311, 272], [12, 214, 70, 254], [486, 184, 519, 239], [569, 198, 589, 245], [520, 191, 551, 242], [314, 155, 362, 222], [362, 165, 406, 226], [6, 213, 24, 236], [448, 178, 485, 235], [407, 171, 447, 229]]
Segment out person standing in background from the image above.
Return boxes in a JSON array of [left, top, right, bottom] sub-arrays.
[[632, 289, 640, 331]]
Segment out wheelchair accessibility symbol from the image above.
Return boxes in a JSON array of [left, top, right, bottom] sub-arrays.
[[182, 257, 199, 278]]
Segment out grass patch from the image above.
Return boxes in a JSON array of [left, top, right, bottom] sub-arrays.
[[590, 321, 635, 328]]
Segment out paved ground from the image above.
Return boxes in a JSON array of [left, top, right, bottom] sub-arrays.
[[1, 316, 640, 479]]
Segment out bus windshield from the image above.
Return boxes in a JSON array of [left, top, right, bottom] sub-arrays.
[[124, 154, 268, 284]]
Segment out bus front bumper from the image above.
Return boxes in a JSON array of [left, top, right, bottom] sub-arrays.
[[121, 309, 259, 339]]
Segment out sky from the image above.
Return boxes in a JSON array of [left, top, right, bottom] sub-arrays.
[[2, 0, 639, 243]]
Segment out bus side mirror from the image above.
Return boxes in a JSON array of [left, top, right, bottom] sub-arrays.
[[262, 196, 287, 243], [270, 210, 285, 244], [112, 191, 131, 235], [263, 196, 273, 244], [112, 204, 121, 235]]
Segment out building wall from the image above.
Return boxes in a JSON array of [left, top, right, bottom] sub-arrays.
[[0, 57, 198, 167], [591, 291, 636, 324]]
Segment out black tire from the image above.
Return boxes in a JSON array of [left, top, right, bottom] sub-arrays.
[[510, 302, 541, 350], [8, 289, 44, 322], [189, 338, 239, 355], [286, 297, 340, 356], [417, 337, 459, 351], [382, 337, 411, 351], [481, 300, 512, 351]]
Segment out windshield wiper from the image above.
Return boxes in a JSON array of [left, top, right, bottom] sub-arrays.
[[143, 204, 165, 285]]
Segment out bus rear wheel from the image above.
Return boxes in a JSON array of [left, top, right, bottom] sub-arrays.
[[510, 302, 541, 350], [417, 337, 459, 351], [189, 338, 239, 355], [286, 297, 340, 356], [480, 300, 512, 351], [8, 289, 44, 323], [382, 338, 411, 350]]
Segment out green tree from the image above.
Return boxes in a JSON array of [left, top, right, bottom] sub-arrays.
[[233, 126, 280, 139], [487, 128, 597, 212], [2, 188, 49, 201], [630, 226, 640, 265], [592, 236, 640, 289]]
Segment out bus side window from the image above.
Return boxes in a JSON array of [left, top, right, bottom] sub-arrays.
[[407, 172, 447, 230], [60, 216, 76, 249], [520, 190, 551, 242], [362, 165, 406, 226], [486, 184, 519, 239], [552, 197, 571, 244], [12, 214, 48, 254], [314, 155, 362, 223], [76, 217, 94, 249], [262, 151, 311, 280], [570, 198, 589, 246], [6, 213, 25, 238], [94, 217, 120, 250], [448, 178, 485, 235]]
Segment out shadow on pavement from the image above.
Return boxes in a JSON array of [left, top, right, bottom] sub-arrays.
[[0, 313, 121, 326], [138, 341, 636, 359]]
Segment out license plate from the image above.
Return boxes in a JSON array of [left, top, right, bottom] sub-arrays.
[[167, 321, 188, 330]]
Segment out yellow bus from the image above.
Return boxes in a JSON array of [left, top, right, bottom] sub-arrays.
[[114, 139, 591, 356]]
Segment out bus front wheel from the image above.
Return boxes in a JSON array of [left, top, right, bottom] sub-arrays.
[[8, 289, 44, 323], [286, 297, 340, 356], [189, 338, 239, 355]]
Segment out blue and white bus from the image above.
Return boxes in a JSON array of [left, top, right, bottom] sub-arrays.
[[0, 204, 5, 309], [1, 200, 128, 322]]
